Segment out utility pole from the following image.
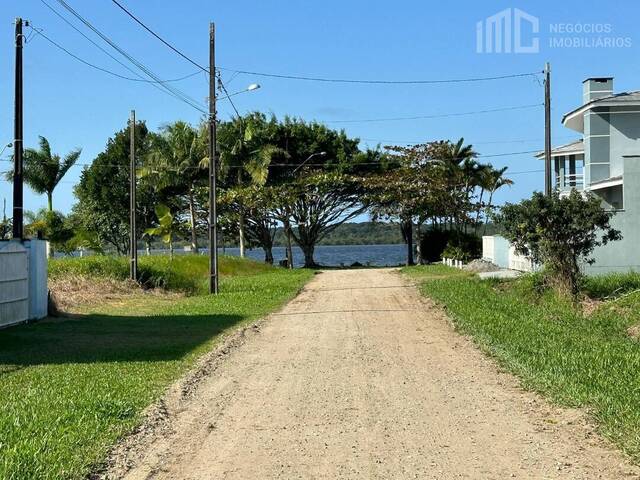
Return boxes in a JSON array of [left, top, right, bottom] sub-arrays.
[[13, 18, 23, 239], [129, 110, 137, 281], [208, 22, 219, 294], [544, 62, 552, 196]]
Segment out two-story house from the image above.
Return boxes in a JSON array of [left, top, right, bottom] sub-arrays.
[[537, 77, 640, 273]]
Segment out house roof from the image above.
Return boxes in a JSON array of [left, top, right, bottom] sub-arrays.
[[534, 139, 584, 159], [562, 91, 640, 132]]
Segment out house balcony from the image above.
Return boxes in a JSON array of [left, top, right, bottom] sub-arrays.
[[555, 173, 584, 195]]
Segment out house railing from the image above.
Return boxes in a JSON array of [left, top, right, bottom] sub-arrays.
[[555, 173, 584, 192]]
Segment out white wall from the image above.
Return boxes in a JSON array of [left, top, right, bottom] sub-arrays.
[[0, 239, 48, 328]]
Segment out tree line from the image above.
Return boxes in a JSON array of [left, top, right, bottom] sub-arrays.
[[3, 112, 515, 267]]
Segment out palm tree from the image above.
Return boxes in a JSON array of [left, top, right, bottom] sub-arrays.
[[10, 136, 81, 212], [483, 166, 514, 235], [433, 138, 478, 232], [145, 204, 182, 259], [474, 164, 496, 230], [142, 122, 206, 253], [215, 114, 285, 257]]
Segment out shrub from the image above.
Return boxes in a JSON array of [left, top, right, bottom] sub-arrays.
[[495, 191, 621, 297], [421, 230, 481, 262]]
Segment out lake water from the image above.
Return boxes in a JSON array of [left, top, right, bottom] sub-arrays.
[[65, 244, 409, 267], [219, 244, 408, 267]]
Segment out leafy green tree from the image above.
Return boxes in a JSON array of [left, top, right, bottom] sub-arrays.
[[73, 121, 161, 254], [495, 191, 621, 297], [285, 172, 367, 267], [24, 209, 74, 255], [6, 136, 81, 212]]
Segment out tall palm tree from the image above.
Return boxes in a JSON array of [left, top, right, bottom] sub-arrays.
[[433, 138, 478, 231], [483, 166, 514, 235], [215, 114, 285, 257], [474, 165, 495, 229], [18, 136, 81, 212], [142, 122, 206, 253]]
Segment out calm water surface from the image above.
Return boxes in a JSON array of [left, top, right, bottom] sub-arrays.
[[220, 244, 407, 267]]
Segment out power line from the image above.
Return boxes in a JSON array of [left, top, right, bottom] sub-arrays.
[[30, 26, 201, 84], [108, 0, 542, 87], [323, 103, 543, 124], [222, 68, 542, 85], [110, 0, 208, 73], [0, 149, 542, 169], [38, 0, 199, 85], [51, 0, 207, 114], [359, 135, 579, 146]]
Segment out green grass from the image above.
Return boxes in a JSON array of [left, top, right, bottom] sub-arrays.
[[49, 254, 275, 294], [403, 265, 640, 461], [0, 257, 313, 479]]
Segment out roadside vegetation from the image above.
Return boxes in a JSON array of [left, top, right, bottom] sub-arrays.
[[0, 255, 313, 480], [2, 115, 515, 268], [404, 265, 640, 460]]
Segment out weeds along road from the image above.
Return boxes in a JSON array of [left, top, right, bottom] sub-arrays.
[[112, 269, 639, 479]]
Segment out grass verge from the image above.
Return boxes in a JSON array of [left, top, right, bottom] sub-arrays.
[[0, 256, 313, 479], [403, 265, 640, 461]]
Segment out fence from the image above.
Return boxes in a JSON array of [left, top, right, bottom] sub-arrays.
[[0, 239, 48, 328], [482, 235, 536, 272]]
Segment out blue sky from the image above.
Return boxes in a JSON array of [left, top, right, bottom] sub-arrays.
[[1, 0, 639, 217]]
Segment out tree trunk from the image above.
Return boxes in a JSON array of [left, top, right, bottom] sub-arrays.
[[145, 239, 151, 256], [483, 190, 495, 236], [188, 187, 198, 254], [238, 215, 246, 257], [415, 223, 423, 264], [169, 239, 174, 260], [47, 192, 53, 212], [263, 246, 274, 264], [474, 187, 485, 233], [301, 243, 315, 268], [401, 220, 414, 266], [284, 220, 294, 269]]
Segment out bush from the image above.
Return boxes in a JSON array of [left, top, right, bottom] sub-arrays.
[[495, 191, 621, 297], [420, 230, 481, 262]]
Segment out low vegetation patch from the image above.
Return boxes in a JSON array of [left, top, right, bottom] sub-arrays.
[[404, 265, 640, 461], [0, 256, 313, 479]]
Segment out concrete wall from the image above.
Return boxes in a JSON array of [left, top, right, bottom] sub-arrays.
[[0, 239, 48, 327], [609, 107, 640, 178], [482, 235, 536, 272], [586, 155, 640, 274], [482, 235, 510, 268], [0, 241, 29, 327]]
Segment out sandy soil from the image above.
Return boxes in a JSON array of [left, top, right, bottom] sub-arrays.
[[107, 268, 640, 479]]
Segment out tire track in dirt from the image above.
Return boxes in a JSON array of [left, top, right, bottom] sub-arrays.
[[105, 269, 640, 479]]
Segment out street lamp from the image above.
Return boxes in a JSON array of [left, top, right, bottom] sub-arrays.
[[292, 151, 327, 174], [0, 142, 12, 157], [218, 83, 261, 101]]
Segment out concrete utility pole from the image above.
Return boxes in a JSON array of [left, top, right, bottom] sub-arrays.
[[544, 62, 552, 196], [208, 22, 219, 294], [13, 18, 24, 239], [129, 110, 138, 281]]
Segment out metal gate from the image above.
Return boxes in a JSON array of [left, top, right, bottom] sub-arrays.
[[0, 241, 29, 327]]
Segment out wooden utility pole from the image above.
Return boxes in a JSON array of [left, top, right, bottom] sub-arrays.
[[208, 22, 219, 294], [544, 62, 552, 196], [129, 110, 137, 281], [13, 18, 23, 239]]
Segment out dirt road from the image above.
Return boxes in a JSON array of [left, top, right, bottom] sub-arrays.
[[115, 269, 639, 479]]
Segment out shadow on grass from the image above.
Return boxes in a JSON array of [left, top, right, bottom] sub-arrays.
[[0, 312, 245, 372]]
